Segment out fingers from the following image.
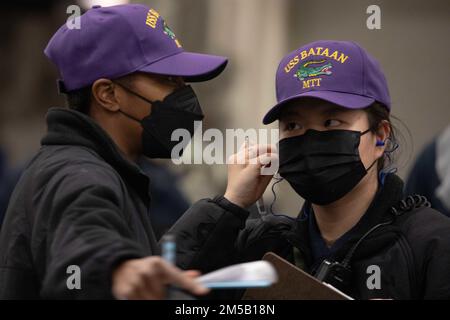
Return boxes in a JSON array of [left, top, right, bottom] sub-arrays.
[[247, 150, 278, 169], [143, 279, 166, 300], [115, 279, 161, 300], [160, 262, 209, 296], [145, 258, 208, 296], [183, 270, 202, 278], [257, 152, 277, 166], [248, 144, 277, 159], [112, 257, 209, 300], [232, 143, 277, 165], [235, 139, 250, 164], [258, 152, 279, 176]]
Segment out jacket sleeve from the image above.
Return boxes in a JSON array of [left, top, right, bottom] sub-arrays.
[[421, 219, 450, 299], [404, 208, 450, 299], [39, 164, 147, 299], [168, 196, 250, 273]]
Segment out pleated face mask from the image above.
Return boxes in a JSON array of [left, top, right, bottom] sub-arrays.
[[117, 83, 204, 159], [278, 128, 377, 205]]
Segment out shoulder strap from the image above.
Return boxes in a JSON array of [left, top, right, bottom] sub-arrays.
[[340, 194, 431, 268], [388, 194, 431, 299]]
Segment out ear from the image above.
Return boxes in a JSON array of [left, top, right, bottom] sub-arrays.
[[91, 78, 121, 112], [374, 120, 391, 157]]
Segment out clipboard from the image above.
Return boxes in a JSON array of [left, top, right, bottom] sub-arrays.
[[242, 252, 352, 300]]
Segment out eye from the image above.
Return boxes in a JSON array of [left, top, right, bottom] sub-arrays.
[[324, 119, 342, 128], [285, 122, 302, 131]]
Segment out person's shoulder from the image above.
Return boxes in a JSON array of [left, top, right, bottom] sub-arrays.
[[407, 206, 450, 225], [37, 144, 108, 167], [400, 206, 450, 243], [29, 144, 122, 190]]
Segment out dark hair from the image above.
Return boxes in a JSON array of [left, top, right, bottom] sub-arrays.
[[364, 102, 411, 172], [65, 85, 92, 114]]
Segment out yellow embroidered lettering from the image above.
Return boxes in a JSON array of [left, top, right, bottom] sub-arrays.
[[300, 50, 308, 60], [337, 53, 349, 64], [284, 55, 300, 73], [329, 50, 339, 60], [146, 9, 160, 28]]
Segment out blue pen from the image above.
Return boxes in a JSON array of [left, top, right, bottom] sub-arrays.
[[161, 234, 176, 265], [161, 234, 176, 299]]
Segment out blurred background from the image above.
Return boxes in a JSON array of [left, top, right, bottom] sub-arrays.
[[1, 0, 449, 231]]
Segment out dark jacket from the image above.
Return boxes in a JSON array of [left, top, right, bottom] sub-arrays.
[[0, 149, 21, 229], [2, 108, 449, 300], [172, 174, 450, 300], [0, 108, 249, 299]]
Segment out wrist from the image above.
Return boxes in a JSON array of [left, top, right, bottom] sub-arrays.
[[223, 192, 248, 208], [212, 195, 250, 220]]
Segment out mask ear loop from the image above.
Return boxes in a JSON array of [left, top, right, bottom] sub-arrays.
[[267, 174, 297, 221], [361, 128, 372, 136], [368, 124, 399, 176], [362, 127, 382, 172], [376, 134, 399, 186], [381, 137, 399, 175], [112, 81, 156, 123], [113, 81, 156, 105]]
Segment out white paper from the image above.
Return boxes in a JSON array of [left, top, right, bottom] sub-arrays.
[[196, 261, 278, 289]]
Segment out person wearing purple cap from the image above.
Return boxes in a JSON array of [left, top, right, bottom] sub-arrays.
[[155, 41, 450, 300], [229, 40, 450, 299], [0, 4, 274, 300]]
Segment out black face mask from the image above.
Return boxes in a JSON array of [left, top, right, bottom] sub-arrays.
[[278, 129, 377, 206], [116, 83, 204, 159]]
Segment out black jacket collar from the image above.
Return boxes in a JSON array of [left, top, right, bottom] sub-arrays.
[[41, 108, 150, 201], [285, 174, 405, 271]]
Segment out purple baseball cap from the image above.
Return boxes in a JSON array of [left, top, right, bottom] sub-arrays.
[[44, 4, 228, 92], [263, 40, 391, 124]]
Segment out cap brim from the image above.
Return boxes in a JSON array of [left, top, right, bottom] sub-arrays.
[[138, 51, 228, 82], [262, 91, 375, 124]]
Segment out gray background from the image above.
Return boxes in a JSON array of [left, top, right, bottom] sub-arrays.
[[1, 0, 449, 215]]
